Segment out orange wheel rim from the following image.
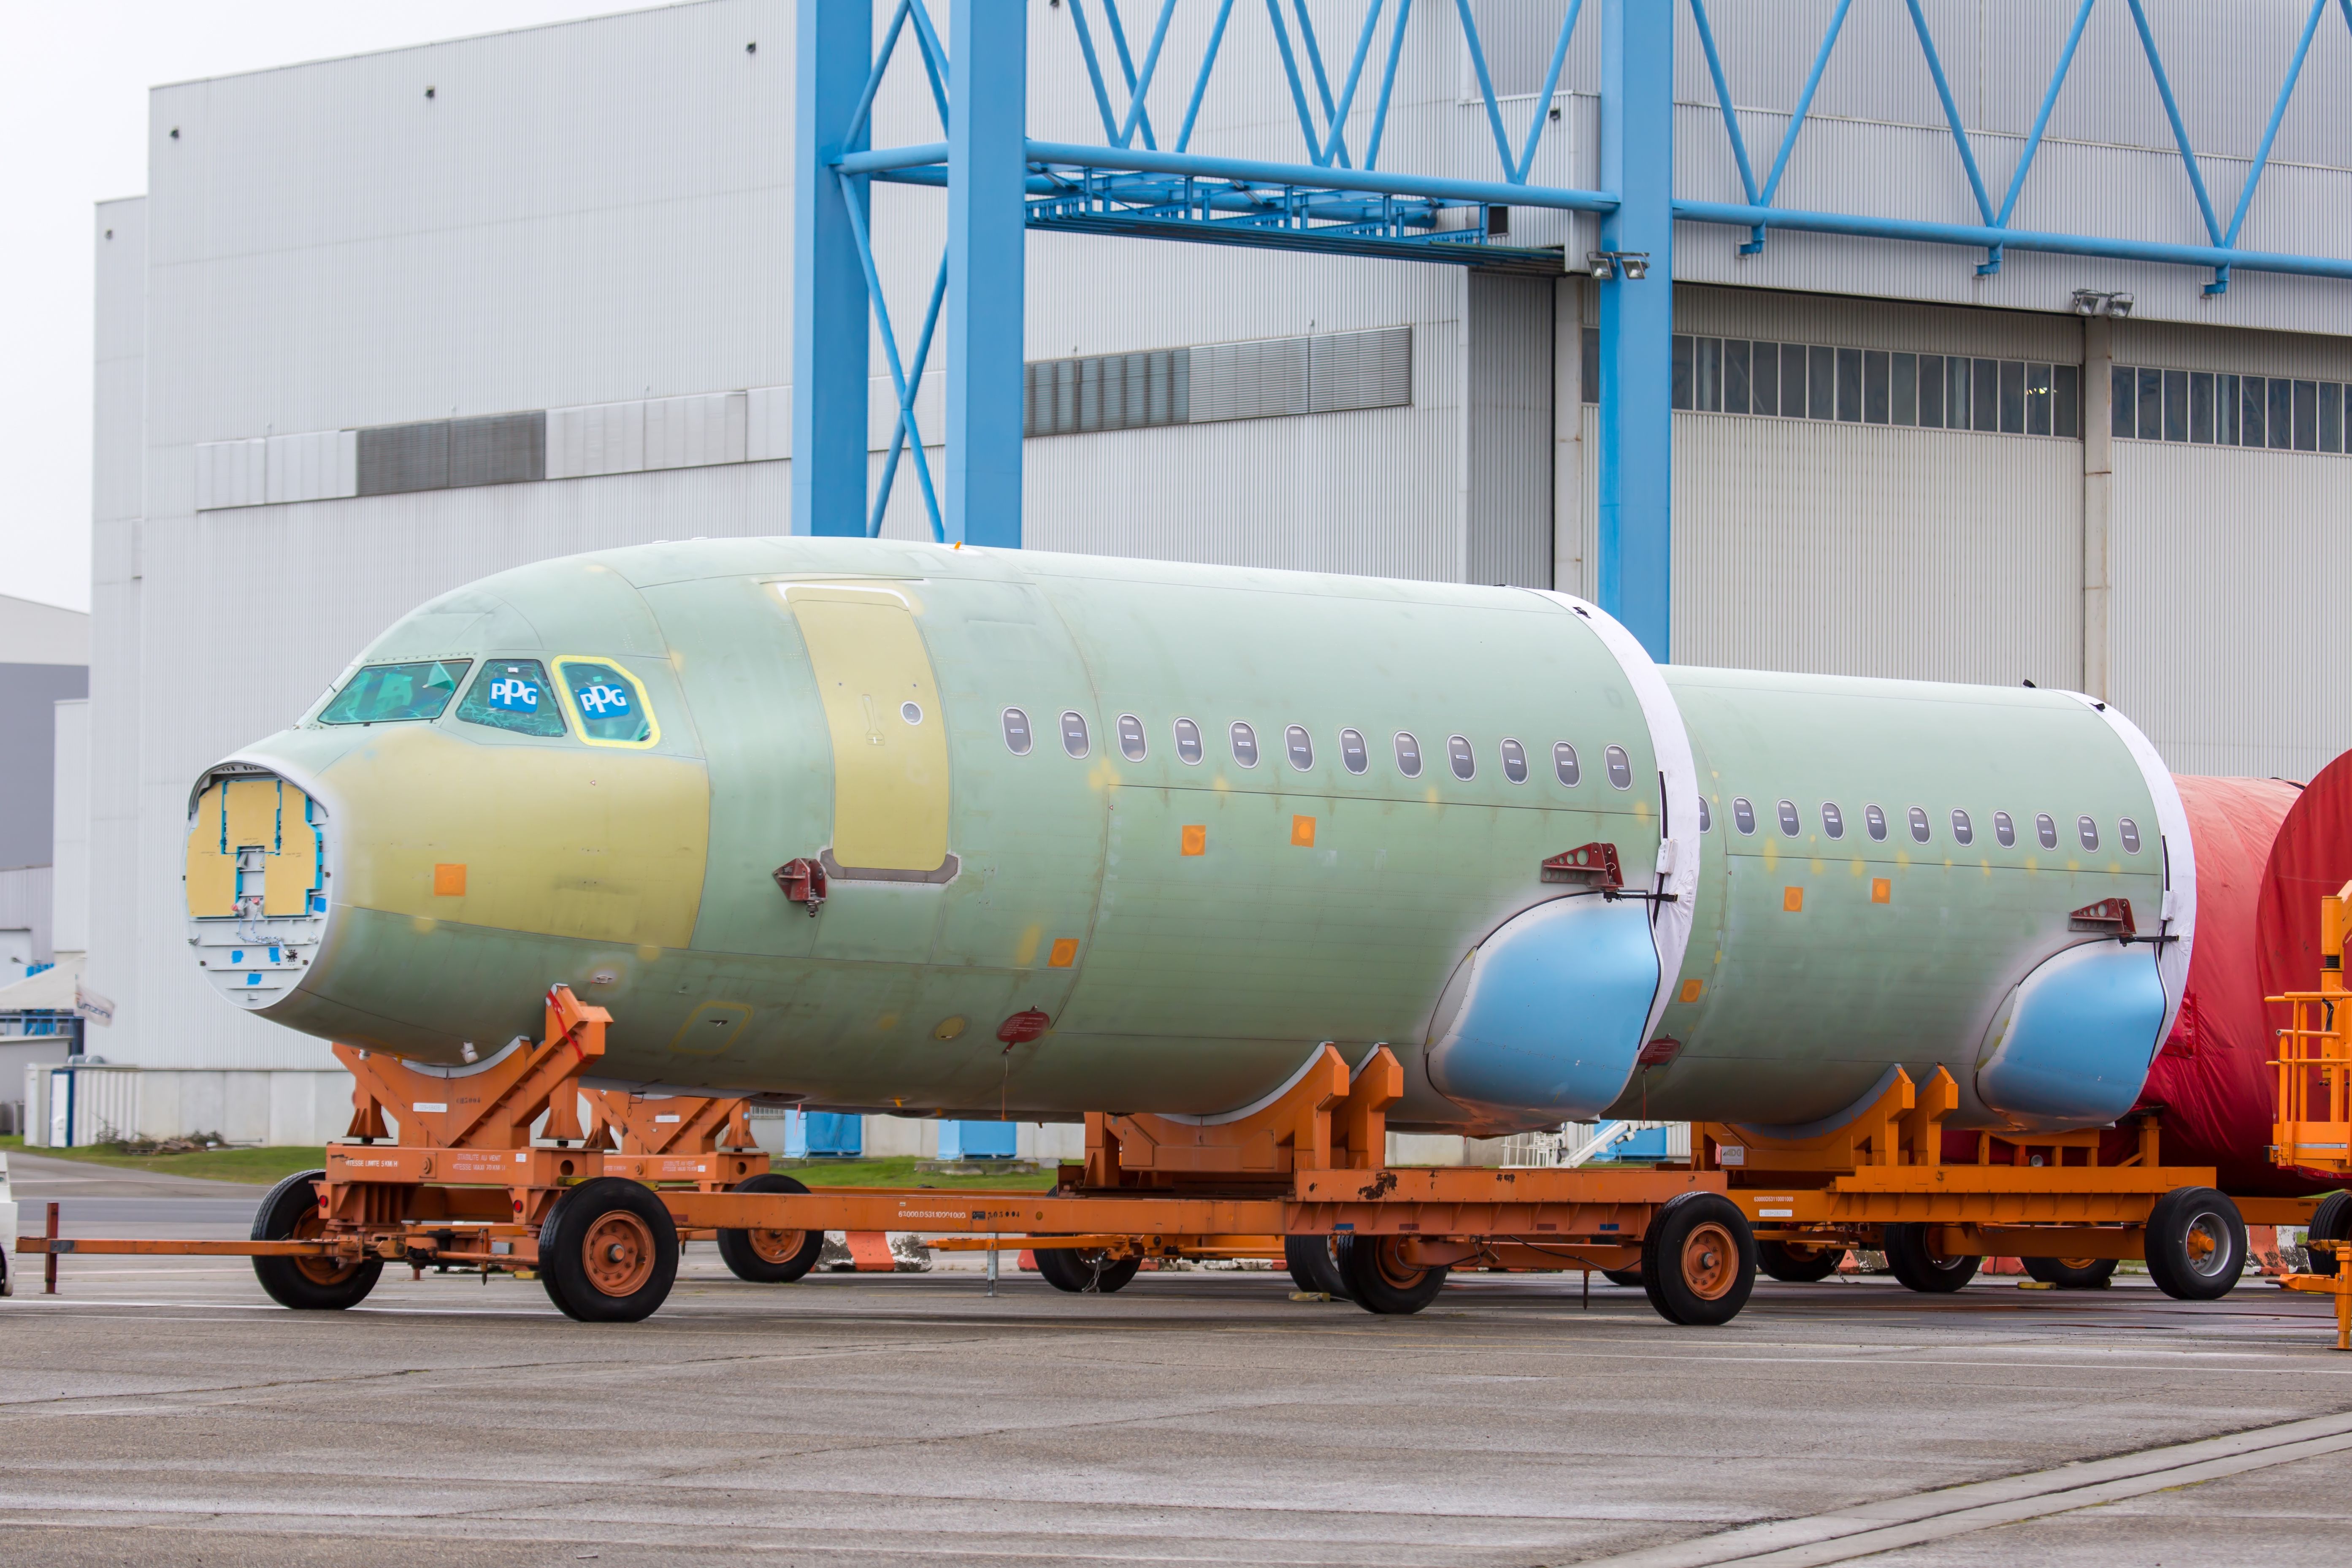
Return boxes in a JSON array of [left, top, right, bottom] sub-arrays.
[[581, 1211, 657, 1297], [2060, 1257, 2099, 1270], [747, 1228, 807, 1265], [1373, 1239, 1426, 1290], [1682, 1221, 1736, 1301], [287, 1204, 361, 1287]]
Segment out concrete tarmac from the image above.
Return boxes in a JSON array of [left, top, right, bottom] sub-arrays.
[[2, 1213, 2349, 1568]]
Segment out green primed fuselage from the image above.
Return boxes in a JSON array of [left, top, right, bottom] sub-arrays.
[[193, 539, 2175, 1135]]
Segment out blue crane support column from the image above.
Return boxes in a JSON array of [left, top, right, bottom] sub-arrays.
[[1596, 0, 1674, 660], [793, 0, 871, 536], [946, 0, 1027, 547]]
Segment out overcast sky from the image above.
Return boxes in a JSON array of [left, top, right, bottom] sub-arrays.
[[0, 3, 637, 613]]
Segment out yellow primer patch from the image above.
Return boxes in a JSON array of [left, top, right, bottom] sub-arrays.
[[786, 586, 949, 872], [1048, 937, 1080, 968], [1013, 924, 1043, 966], [1809, 856, 1824, 874], [1761, 840, 1780, 869], [933, 1016, 968, 1041], [184, 776, 322, 920], [1849, 858, 1865, 877], [327, 724, 708, 948], [409, 914, 439, 934], [636, 944, 661, 962]]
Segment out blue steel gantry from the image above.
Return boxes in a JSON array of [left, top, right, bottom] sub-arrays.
[[794, 0, 2352, 662]]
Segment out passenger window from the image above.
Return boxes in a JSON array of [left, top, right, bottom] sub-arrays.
[[1994, 810, 2015, 847], [2120, 817, 2141, 853], [1776, 799, 1800, 836], [1286, 726, 1313, 770], [1117, 714, 1147, 761], [1605, 745, 1633, 789], [1395, 731, 1422, 777], [1821, 802, 1844, 839], [1554, 742, 1580, 786], [1951, 809, 1973, 846], [556, 658, 655, 746], [1231, 722, 1259, 767], [1907, 807, 1930, 843], [457, 659, 563, 737], [1340, 728, 1368, 775], [1061, 711, 1090, 758], [1003, 708, 1033, 755], [2036, 812, 2058, 850], [1448, 735, 1475, 780], [1174, 717, 1203, 764], [1699, 796, 1713, 832], [1865, 804, 1887, 841], [2078, 815, 2100, 851], [1501, 738, 1528, 783], [319, 659, 469, 725], [1732, 797, 1756, 835]]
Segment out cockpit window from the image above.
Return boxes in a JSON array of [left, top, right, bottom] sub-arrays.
[[554, 657, 657, 747], [318, 660, 468, 725], [456, 660, 565, 737]]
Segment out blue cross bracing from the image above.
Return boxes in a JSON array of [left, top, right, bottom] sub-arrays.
[[794, 0, 2352, 663]]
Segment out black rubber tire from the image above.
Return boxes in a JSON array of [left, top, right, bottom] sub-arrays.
[[1757, 1240, 1844, 1283], [715, 1173, 826, 1283], [538, 1176, 679, 1323], [1883, 1224, 1981, 1293], [1640, 1192, 1757, 1326], [2144, 1186, 2246, 1300], [2304, 1190, 2352, 1277], [1034, 1243, 1142, 1294], [2022, 1256, 2119, 1289], [1341, 1234, 1449, 1315], [1284, 1234, 1352, 1299], [251, 1168, 382, 1311], [1600, 1266, 1646, 1287]]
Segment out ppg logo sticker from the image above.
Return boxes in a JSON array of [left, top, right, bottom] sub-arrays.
[[576, 683, 632, 716], [488, 677, 541, 713]]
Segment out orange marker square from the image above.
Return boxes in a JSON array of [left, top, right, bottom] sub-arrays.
[[1291, 815, 1316, 848], [1871, 877, 1892, 904], [1180, 825, 1207, 856], [1047, 938, 1079, 968], [1678, 978, 1703, 1004], [433, 863, 467, 896], [1782, 886, 1804, 912]]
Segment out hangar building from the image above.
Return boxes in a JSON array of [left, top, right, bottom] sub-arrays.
[[51, 0, 2352, 1145]]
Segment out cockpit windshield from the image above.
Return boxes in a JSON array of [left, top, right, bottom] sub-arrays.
[[317, 660, 469, 725], [456, 659, 566, 737]]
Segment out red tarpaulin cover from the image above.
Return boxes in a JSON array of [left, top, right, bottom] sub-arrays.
[[2252, 750, 2352, 1194], [2107, 771, 2305, 1189]]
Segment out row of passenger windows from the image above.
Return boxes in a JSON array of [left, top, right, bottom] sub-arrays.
[[1705, 795, 2141, 855], [1002, 707, 1636, 788], [2111, 365, 2352, 453]]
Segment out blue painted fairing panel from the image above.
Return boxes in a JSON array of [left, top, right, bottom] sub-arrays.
[[1976, 941, 2168, 1131], [1426, 898, 1661, 1122]]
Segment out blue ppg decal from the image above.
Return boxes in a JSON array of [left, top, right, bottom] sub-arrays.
[[575, 682, 632, 716], [488, 676, 542, 713]]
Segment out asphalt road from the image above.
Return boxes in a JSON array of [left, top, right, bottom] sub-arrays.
[[1, 1197, 2347, 1568]]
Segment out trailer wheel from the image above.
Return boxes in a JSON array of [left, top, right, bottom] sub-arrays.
[[1758, 1240, 1844, 1283], [1600, 1266, 1646, 1287], [1341, 1235, 1449, 1315], [1883, 1224, 1980, 1293], [2144, 1186, 2246, 1300], [539, 1177, 679, 1322], [251, 1169, 381, 1311], [2303, 1191, 2352, 1277], [1034, 1243, 1142, 1294], [1640, 1194, 1754, 1325], [1284, 1234, 1352, 1299], [2022, 1256, 2117, 1289], [716, 1173, 826, 1283]]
